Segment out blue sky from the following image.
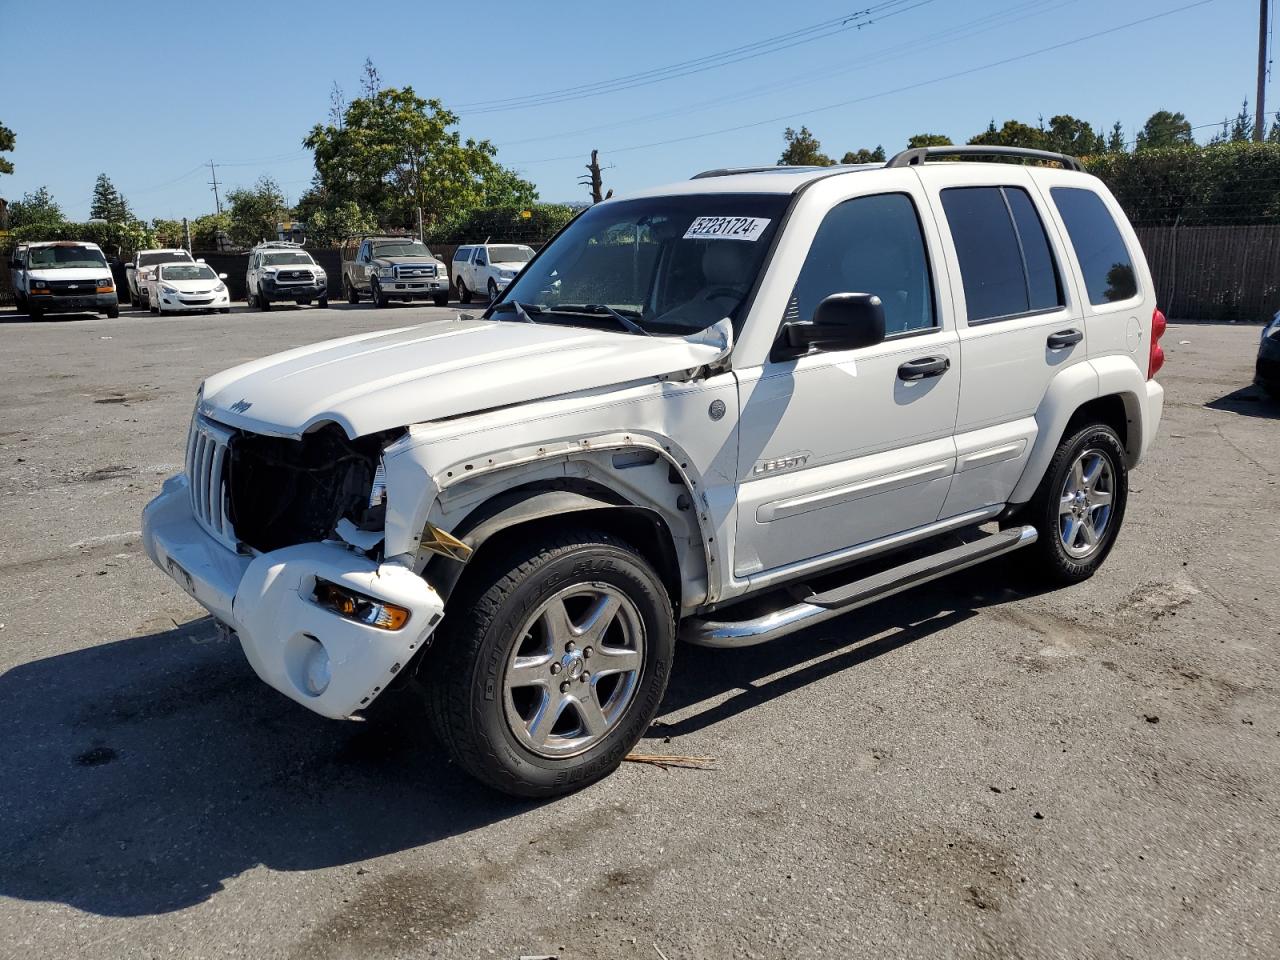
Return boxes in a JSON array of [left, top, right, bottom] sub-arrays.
[[0, 0, 1265, 221]]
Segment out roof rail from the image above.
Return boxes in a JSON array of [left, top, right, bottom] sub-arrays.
[[691, 164, 844, 179], [884, 145, 1085, 172], [251, 240, 305, 249]]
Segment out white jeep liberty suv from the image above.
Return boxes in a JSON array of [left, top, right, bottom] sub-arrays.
[[143, 146, 1166, 797]]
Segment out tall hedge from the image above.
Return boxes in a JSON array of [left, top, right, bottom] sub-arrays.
[[1085, 142, 1280, 226], [8, 220, 156, 260], [424, 203, 580, 246]]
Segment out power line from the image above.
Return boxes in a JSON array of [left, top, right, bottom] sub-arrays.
[[456, 0, 937, 115], [495, 0, 1067, 150], [508, 0, 1220, 167]]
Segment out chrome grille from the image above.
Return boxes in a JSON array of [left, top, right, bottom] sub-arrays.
[[185, 415, 237, 551], [395, 264, 436, 279]]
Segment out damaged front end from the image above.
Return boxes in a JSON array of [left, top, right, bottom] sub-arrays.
[[144, 413, 445, 720]]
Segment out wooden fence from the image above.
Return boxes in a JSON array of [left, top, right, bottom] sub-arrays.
[[1135, 224, 1280, 321]]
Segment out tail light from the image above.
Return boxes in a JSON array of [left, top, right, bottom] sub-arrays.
[[1148, 307, 1166, 379]]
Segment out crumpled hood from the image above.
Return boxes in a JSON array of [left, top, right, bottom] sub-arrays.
[[200, 316, 731, 439]]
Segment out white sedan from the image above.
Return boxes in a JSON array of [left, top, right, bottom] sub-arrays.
[[149, 262, 232, 314]]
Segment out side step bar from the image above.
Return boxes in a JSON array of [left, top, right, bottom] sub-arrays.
[[682, 525, 1038, 649]]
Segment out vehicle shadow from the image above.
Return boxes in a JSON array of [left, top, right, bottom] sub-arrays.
[[0, 618, 533, 918], [652, 564, 1036, 739], [1205, 384, 1280, 419], [0, 563, 1034, 918]]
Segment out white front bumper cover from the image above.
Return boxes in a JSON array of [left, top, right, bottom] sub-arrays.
[[142, 474, 444, 719]]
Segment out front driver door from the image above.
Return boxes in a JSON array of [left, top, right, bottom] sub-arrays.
[[734, 188, 961, 580]]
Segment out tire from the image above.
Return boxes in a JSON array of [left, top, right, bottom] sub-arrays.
[[457, 279, 472, 304], [318, 295, 329, 308], [1018, 422, 1128, 586], [487, 278, 499, 302], [149, 304, 159, 314], [433, 292, 449, 307], [372, 279, 388, 308], [296, 298, 309, 306], [218, 308, 231, 314], [103, 305, 119, 319], [425, 527, 675, 798], [28, 305, 43, 320], [345, 279, 360, 304], [259, 289, 271, 312]]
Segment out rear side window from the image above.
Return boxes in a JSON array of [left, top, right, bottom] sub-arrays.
[[788, 192, 936, 336], [941, 186, 1063, 323], [1051, 187, 1138, 304]]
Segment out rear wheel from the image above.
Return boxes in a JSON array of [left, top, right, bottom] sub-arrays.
[[457, 279, 472, 304], [1019, 422, 1128, 586], [345, 279, 360, 304], [425, 528, 674, 797]]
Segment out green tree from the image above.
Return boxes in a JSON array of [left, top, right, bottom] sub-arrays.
[[89, 173, 133, 222], [8, 186, 64, 230], [150, 218, 187, 247], [295, 189, 378, 246], [907, 133, 952, 148], [225, 176, 289, 248], [1267, 112, 1280, 143], [191, 212, 232, 249], [1229, 99, 1254, 142], [968, 119, 1048, 149], [840, 145, 886, 164], [304, 84, 537, 230], [1042, 115, 1104, 156], [1135, 110, 1193, 150], [779, 126, 833, 166], [0, 122, 14, 176], [1106, 121, 1126, 153]]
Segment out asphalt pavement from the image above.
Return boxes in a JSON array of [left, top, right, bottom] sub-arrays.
[[1, 302, 1277, 959]]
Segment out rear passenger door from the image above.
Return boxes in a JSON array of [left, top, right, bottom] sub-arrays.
[[918, 167, 1087, 518]]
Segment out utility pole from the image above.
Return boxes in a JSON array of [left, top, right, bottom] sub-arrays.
[[417, 205, 425, 242], [208, 160, 222, 214], [1256, 0, 1269, 142], [183, 217, 192, 252]]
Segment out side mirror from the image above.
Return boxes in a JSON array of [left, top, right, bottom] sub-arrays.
[[218, 272, 228, 280], [777, 293, 886, 359]]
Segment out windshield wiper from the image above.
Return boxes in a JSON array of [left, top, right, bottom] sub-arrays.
[[553, 304, 650, 337], [491, 300, 539, 323]]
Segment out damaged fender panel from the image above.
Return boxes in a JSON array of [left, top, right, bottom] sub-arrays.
[[380, 373, 742, 608]]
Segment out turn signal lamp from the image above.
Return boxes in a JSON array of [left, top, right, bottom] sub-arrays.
[[313, 579, 410, 630]]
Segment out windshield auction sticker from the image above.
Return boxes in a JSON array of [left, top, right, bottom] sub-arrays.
[[683, 216, 771, 242]]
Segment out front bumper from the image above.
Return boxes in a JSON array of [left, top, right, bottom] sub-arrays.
[[376, 275, 449, 298], [28, 292, 117, 314], [1256, 336, 1280, 387], [142, 475, 445, 719], [261, 280, 328, 302], [159, 290, 232, 312]]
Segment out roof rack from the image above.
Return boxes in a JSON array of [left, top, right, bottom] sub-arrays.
[[251, 240, 305, 249], [884, 145, 1085, 172]]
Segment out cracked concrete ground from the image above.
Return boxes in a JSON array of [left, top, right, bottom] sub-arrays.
[[0, 305, 1277, 959]]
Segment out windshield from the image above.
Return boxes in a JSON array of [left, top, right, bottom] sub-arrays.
[[373, 241, 435, 259], [263, 252, 315, 266], [497, 194, 788, 335], [139, 251, 192, 267], [161, 264, 218, 281], [28, 245, 108, 270], [488, 245, 534, 264]]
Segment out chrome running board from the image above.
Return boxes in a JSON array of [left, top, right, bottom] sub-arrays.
[[682, 525, 1038, 648]]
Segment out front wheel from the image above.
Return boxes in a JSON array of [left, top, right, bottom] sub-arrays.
[[103, 305, 119, 319], [425, 528, 674, 797], [433, 292, 449, 307], [318, 295, 329, 308], [1019, 422, 1128, 586], [372, 279, 389, 308]]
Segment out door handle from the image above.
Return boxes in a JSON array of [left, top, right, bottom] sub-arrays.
[[897, 356, 950, 381], [1047, 328, 1084, 349]]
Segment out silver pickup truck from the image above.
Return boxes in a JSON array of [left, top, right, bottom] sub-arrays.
[[341, 236, 450, 307]]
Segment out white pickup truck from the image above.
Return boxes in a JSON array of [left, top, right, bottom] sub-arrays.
[[143, 146, 1165, 797]]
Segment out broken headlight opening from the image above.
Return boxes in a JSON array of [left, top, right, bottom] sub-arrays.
[[313, 579, 410, 630], [225, 424, 403, 554]]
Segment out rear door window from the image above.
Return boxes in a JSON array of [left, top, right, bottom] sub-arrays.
[[940, 186, 1064, 323], [1051, 187, 1138, 304]]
